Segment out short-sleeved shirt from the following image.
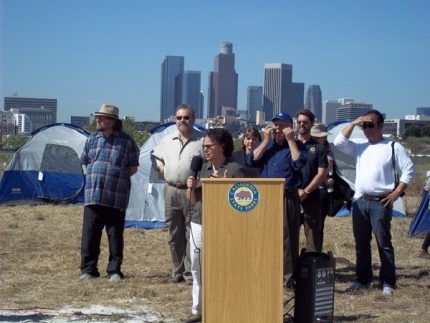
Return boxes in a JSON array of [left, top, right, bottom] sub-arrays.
[[151, 129, 204, 184], [300, 137, 328, 200], [80, 130, 140, 210], [246, 139, 308, 190], [192, 159, 245, 225]]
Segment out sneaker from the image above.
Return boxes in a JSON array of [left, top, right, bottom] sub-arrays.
[[417, 250, 430, 259], [382, 284, 394, 296], [78, 273, 96, 281], [346, 282, 370, 293], [182, 313, 202, 323], [108, 274, 123, 282]]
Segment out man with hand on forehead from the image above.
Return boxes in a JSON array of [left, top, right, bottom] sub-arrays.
[[334, 109, 415, 296], [151, 104, 204, 285], [246, 112, 308, 289]]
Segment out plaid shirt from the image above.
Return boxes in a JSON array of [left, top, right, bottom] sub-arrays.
[[80, 130, 140, 210]]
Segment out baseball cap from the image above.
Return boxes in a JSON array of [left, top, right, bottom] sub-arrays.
[[271, 113, 293, 124]]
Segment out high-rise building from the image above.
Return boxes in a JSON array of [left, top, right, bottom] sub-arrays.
[[305, 85, 322, 121], [292, 82, 305, 114], [263, 63, 293, 119], [207, 42, 238, 118], [4, 96, 57, 131], [160, 56, 184, 122], [71, 116, 90, 129], [247, 86, 263, 124], [182, 71, 203, 119], [416, 107, 430, 116], [322, 100, 340, 123], [337, 101, 372, 120]]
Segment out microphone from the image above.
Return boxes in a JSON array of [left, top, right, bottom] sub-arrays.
[[190, 156, 203, 179]]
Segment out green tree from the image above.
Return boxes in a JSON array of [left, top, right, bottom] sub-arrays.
[[402, 125, 422, 140], [420, 125, 430, 138], [1, 134, 29, 150]]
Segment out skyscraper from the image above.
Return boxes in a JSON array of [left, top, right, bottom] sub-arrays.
[[207, 42, 238, 118], [322, 100, 340, 123], [182, 71, 203, 119], [247, 86, 263, 124], [263, 63, 293, 119], [4, 96, 57, 131], [337, 101, 372, 120], [305, 85, 322, 121], [291, 82, 305, 114], [160, 56, 184, 122]]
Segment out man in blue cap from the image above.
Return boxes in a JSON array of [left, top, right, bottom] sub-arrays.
[[247, 112, 308, 288]]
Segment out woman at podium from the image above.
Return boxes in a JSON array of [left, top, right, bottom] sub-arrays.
[[183, 128, 246, 323]]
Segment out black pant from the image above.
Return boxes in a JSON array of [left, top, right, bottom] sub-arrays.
[[80, 205, 126, 277]]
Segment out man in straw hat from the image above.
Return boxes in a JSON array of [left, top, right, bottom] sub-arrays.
[[79, 104, 140, 282]]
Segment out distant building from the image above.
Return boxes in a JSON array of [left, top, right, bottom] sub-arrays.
[[14, 113, 33, 134], [207, 42, 238, 118], [182, 71, 203, 119], [291, 82, 305, 114], [4, 96, 57, 131], [263, 63, 293, 119], [247, 86, 263, 124], [70, 116, 90, 128], [322, 100, 340, 123], [0, 110, 16, 135], [336, 101, 372, 120], [416, 107, 430, 116], [305, 85, 322, 121], [256, 110, 266, 126], [160, 56, 184, 122]]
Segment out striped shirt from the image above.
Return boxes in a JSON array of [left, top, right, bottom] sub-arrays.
[[80, 130, 140, 210]]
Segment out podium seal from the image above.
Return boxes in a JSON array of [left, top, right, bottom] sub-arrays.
[[228, 181, 260, 212]]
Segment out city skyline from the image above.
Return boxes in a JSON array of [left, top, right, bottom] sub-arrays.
[[1, 1, 429, 123]]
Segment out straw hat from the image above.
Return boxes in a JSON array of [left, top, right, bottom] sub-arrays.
[[94, 104, 120, 120], [311, 123, 331, 137]]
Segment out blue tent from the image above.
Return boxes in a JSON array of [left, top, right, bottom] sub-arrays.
[[0, 123, 89, 205], [408, 175, 430, 237]]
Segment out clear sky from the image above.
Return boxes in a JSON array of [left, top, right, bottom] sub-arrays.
[[1, 0, 429, 123]]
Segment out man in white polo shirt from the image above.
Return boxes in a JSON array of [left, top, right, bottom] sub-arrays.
[[334, 109, 415, 296]]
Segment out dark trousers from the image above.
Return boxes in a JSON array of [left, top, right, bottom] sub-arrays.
[[301, 198, 323, 252], [421, 230, 430, 251], [283, 189, 301, 285], [352, 198, 395, 287], [80, 205, 126, 277]]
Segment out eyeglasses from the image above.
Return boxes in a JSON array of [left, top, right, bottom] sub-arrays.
[[176, 115, 191, 121], [362, 123, 375, 129], [297, 120, 309, 124], [202, 144, 217, 149]]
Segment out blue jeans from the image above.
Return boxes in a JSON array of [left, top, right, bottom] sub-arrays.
[[352, 198, 395, 287]]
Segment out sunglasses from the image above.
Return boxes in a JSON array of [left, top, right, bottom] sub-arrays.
[[362, 123, 375, 129], [176, 115, 191, 121]]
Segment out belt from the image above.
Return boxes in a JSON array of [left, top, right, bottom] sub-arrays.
[[167, 182, 188, 189], [361, 194, 388, 201], [284, 188, 298, 195]]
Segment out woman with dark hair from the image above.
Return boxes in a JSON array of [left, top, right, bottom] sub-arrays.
[[183, 128, 245, 323], [231, 127, 261, 178]]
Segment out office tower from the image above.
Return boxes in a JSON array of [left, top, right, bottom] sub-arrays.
[[182, 71, 203, 119], [160, 56, 184, 122], [14, 113, 33, 134], [207, 42, 238, 118], [292, 82, 305, 114], [337, 101, 372, 120], [71, 116, 90, 128], [305, 85, 322, 121], [263, 63, 293, 119], [247, 86, 263, 124], [4, 96, 57, 131], [322, 100, 340, 123], [417, 107, 430, 116]]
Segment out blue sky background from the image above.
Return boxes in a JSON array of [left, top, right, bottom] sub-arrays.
[[1, 0, 429, 123]]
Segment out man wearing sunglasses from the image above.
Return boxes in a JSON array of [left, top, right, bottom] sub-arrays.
[[151, 104, 205, 285], [334, 109, 415, 296]]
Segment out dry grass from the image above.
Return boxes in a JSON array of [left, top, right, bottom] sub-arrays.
[[0, 201, 429, 322]]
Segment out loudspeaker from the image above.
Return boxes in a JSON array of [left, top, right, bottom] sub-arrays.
[[294, 250, 335, 323]]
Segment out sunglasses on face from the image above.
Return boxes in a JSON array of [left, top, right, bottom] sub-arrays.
[[362, 122, 375, 129], [176, 115, 191, 121], [202, 144, 217, 149]]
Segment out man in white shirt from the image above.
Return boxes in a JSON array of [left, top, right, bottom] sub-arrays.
[[334, 109, 415, 296], [151, 105, 204, 284]]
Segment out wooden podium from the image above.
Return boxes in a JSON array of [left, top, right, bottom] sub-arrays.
[[201, 178, 285, 323]]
